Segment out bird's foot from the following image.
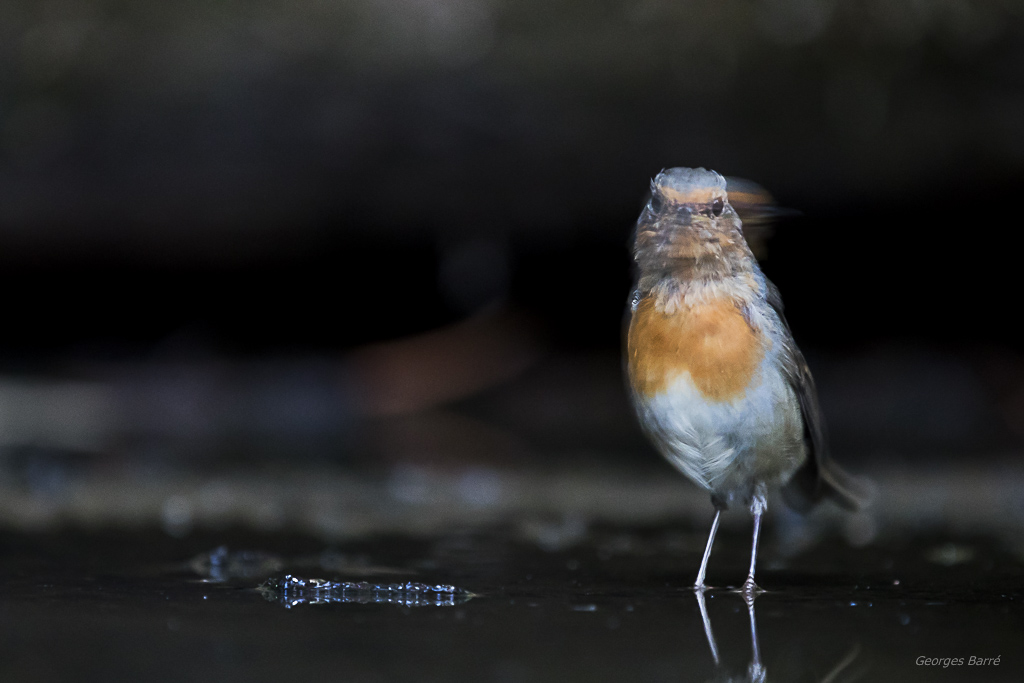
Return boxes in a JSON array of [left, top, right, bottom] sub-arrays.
[[739, 577, 763, 599]]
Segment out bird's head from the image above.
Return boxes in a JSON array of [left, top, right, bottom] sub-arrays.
[[633, 167, 752, 280]]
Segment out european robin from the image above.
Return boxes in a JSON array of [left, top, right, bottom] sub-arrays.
[[625, 167, 865, 594]]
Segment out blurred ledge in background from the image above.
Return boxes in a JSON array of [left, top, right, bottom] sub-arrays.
[[0, 306, 542, 456], [1, 335, 1023, 555]]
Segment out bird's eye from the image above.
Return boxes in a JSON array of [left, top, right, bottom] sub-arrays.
[[648, 193, 663, 213], [711, 198, 724, 217]]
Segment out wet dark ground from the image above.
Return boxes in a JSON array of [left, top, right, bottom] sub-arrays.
[[1, 523, 1020, 682]]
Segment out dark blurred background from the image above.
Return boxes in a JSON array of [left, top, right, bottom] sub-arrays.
[[1, 0, 1023, 535]]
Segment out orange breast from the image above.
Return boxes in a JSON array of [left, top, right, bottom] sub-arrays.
[[627, 296, 764, 402]]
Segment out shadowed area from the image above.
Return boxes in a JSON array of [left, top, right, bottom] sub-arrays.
[[2, 0, 1023, 679]]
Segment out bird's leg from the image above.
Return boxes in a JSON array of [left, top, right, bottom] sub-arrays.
[[741, 487, 767, 596], [694, 588, 720, 665], [694, 509, 721, 590]]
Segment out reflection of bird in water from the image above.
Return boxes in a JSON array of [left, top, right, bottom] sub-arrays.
[[696, 590, 766, 683], [626, 168, 867, 594], [695, 592, 864, 683]]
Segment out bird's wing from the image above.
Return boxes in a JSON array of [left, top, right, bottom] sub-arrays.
[[765, 278, 870, 511]]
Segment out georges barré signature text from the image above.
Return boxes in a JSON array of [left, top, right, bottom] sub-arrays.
[[916, 656, 1000, 667]]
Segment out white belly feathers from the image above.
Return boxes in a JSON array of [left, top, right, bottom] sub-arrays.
[[634, 351, 806, 502]]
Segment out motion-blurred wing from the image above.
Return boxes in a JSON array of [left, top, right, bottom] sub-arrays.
[[766, 279, 869, 511]]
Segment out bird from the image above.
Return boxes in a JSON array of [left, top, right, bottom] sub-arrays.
[[624, 167, 865, 595]]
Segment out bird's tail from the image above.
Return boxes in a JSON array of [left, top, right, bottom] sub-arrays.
[[783, 456, 874, 513], [820, 458, 874, 511]]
